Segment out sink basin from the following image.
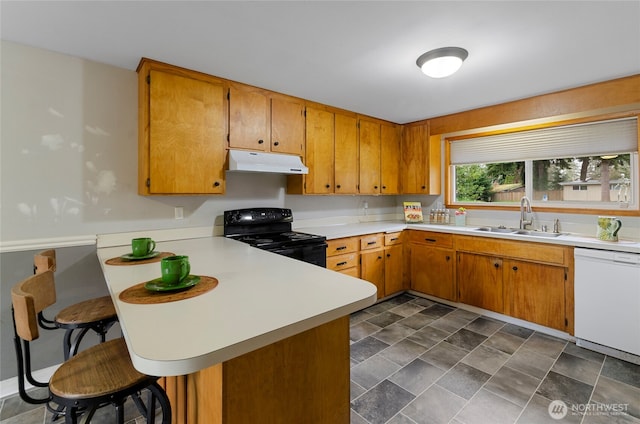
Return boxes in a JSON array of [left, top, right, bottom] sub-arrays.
[[474, 226, 517, 233], [473, 227, 565, 238], [513, 230, 565, 238]]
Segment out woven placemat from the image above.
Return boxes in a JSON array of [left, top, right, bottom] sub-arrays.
[[119, 276, 218, 305], [105, 252, 176, 266]]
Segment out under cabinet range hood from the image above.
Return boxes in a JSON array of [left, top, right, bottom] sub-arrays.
[[227, 149, 308, 175]]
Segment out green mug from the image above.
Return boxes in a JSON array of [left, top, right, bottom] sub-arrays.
[[132, 237, 156, 257], [161, 255, 190, 284]]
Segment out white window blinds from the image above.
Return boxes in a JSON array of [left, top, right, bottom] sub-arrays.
[[450, 117, 638, 165]]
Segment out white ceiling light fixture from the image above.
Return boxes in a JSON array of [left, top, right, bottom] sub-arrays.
[[416, 47, 469, 78]]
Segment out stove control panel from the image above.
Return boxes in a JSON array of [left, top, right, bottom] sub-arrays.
[[224, 208, 293, 226]]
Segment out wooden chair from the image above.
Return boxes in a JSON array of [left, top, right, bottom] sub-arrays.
[[11, 270, 171, 424], [34, 249, 118, 360]]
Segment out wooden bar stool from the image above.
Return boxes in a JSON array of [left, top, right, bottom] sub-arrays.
[[11, 270, 171, 424], [34, 249, 118, 360]]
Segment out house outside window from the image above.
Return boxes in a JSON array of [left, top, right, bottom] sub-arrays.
[[448, 117, 638, 214]]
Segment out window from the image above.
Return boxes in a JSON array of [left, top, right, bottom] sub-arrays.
[[448, 117, 638, 212]]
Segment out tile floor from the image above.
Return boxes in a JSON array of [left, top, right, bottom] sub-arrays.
[[349, 294, 640, 424], [2, 293, 639, 424]]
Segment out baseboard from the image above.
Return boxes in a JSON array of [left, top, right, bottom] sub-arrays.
[[406, 290, 574, 341], [0, 364, 60, 399], [576, 339, 640, 365]]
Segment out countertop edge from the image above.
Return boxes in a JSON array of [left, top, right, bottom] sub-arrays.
[[297, 221, 640, 253], [131, 293, 377, 377]]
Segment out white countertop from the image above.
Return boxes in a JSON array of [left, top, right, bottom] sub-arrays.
[[297, 222, 407, 240], [97, 237, 377, 376], [297, 221, 640, 254]]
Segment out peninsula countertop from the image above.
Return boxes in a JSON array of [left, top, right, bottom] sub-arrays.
[[97, 236, 377, 377]]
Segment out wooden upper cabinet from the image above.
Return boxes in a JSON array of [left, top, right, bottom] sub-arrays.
[[305, 107, 335, 194], [138, 61, 227, 195], [334, 113, 358, 194], [228, 84, 304, 156], [358, 118, 381, 194], [401, 123, 429, 194], [271, 96, 305, 155], [228, 85, 269, 151], [380, 123, 401, 194]]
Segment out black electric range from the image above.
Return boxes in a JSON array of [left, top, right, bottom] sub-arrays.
[[223, 208, 327, 267]]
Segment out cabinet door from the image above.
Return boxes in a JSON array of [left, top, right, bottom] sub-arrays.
[[361, 249, 385, 299], [457, 252, 503, 313], [380, 123, 401, 194], [358, 119, 381, 194], [334, 113, 359, 194], [228, 85, 269, 151], [305, 107, 334, 194], [271, 97, 304, 155], [401, 124, 429, 194], [411, 244, 455, 301], [149, 70, 226, 194], [505, 260, 567, 331], [384, 245, 404, 296]]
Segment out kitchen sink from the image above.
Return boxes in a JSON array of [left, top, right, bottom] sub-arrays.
[[513, 229, 564, 238], [473, 227, 564, 238], [474, 226, 518, 233]]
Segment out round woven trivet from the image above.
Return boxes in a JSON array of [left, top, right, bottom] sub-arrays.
[[105, 252, 176, 266], [119, 276, 219, 304]]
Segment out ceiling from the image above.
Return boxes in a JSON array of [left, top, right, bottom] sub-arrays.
[[2, 1, 639, 124]]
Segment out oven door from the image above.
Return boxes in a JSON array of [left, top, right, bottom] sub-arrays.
[[269, 243, 327, 268]]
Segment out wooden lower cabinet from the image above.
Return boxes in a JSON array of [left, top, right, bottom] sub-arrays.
[[409, 232, 573, 334], [360, 232, 406, 298], [327, 233, 405, 299], [411, 244, 455, 301], [160, 317, 350, 424], [361, 249, 385, 298], [409, 230, 455, 301], [384, 244, 404, 296], [457, 252, 504, 313], [504, 260, 567, 331]]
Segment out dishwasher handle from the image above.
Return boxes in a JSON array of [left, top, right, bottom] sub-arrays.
[[575, 248, 639, 266], [614, 252, 640, 265]]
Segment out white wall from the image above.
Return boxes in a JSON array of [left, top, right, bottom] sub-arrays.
[[0, 41, 402, 247]]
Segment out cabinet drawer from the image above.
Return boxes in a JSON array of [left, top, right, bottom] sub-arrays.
[[337, 267, 360, 278], [455, 235, 568, 266], [360, 234, 384, 250], [385, 232, 403, 246], [326, 237, 359, 256], [408, 230, 453, 248], [327, 253, 359, 271]]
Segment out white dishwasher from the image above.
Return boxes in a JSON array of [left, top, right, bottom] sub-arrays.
[[574, 247, 640, 357]]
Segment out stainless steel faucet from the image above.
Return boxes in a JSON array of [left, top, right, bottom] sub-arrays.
[[519, 196, 532, 229]]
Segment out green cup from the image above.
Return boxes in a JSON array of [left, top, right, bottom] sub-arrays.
[[132, 237, 156, 257], [161, 255, 190, 285]]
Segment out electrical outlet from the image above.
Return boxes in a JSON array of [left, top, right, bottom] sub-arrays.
[[174, 206, 184, 220]]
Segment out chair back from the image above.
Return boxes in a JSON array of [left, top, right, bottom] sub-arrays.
[[34, 249, 56, 273], [11, 270, 57, 341]]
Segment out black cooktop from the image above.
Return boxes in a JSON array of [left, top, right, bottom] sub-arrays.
[[228, 231, 326, 248]]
